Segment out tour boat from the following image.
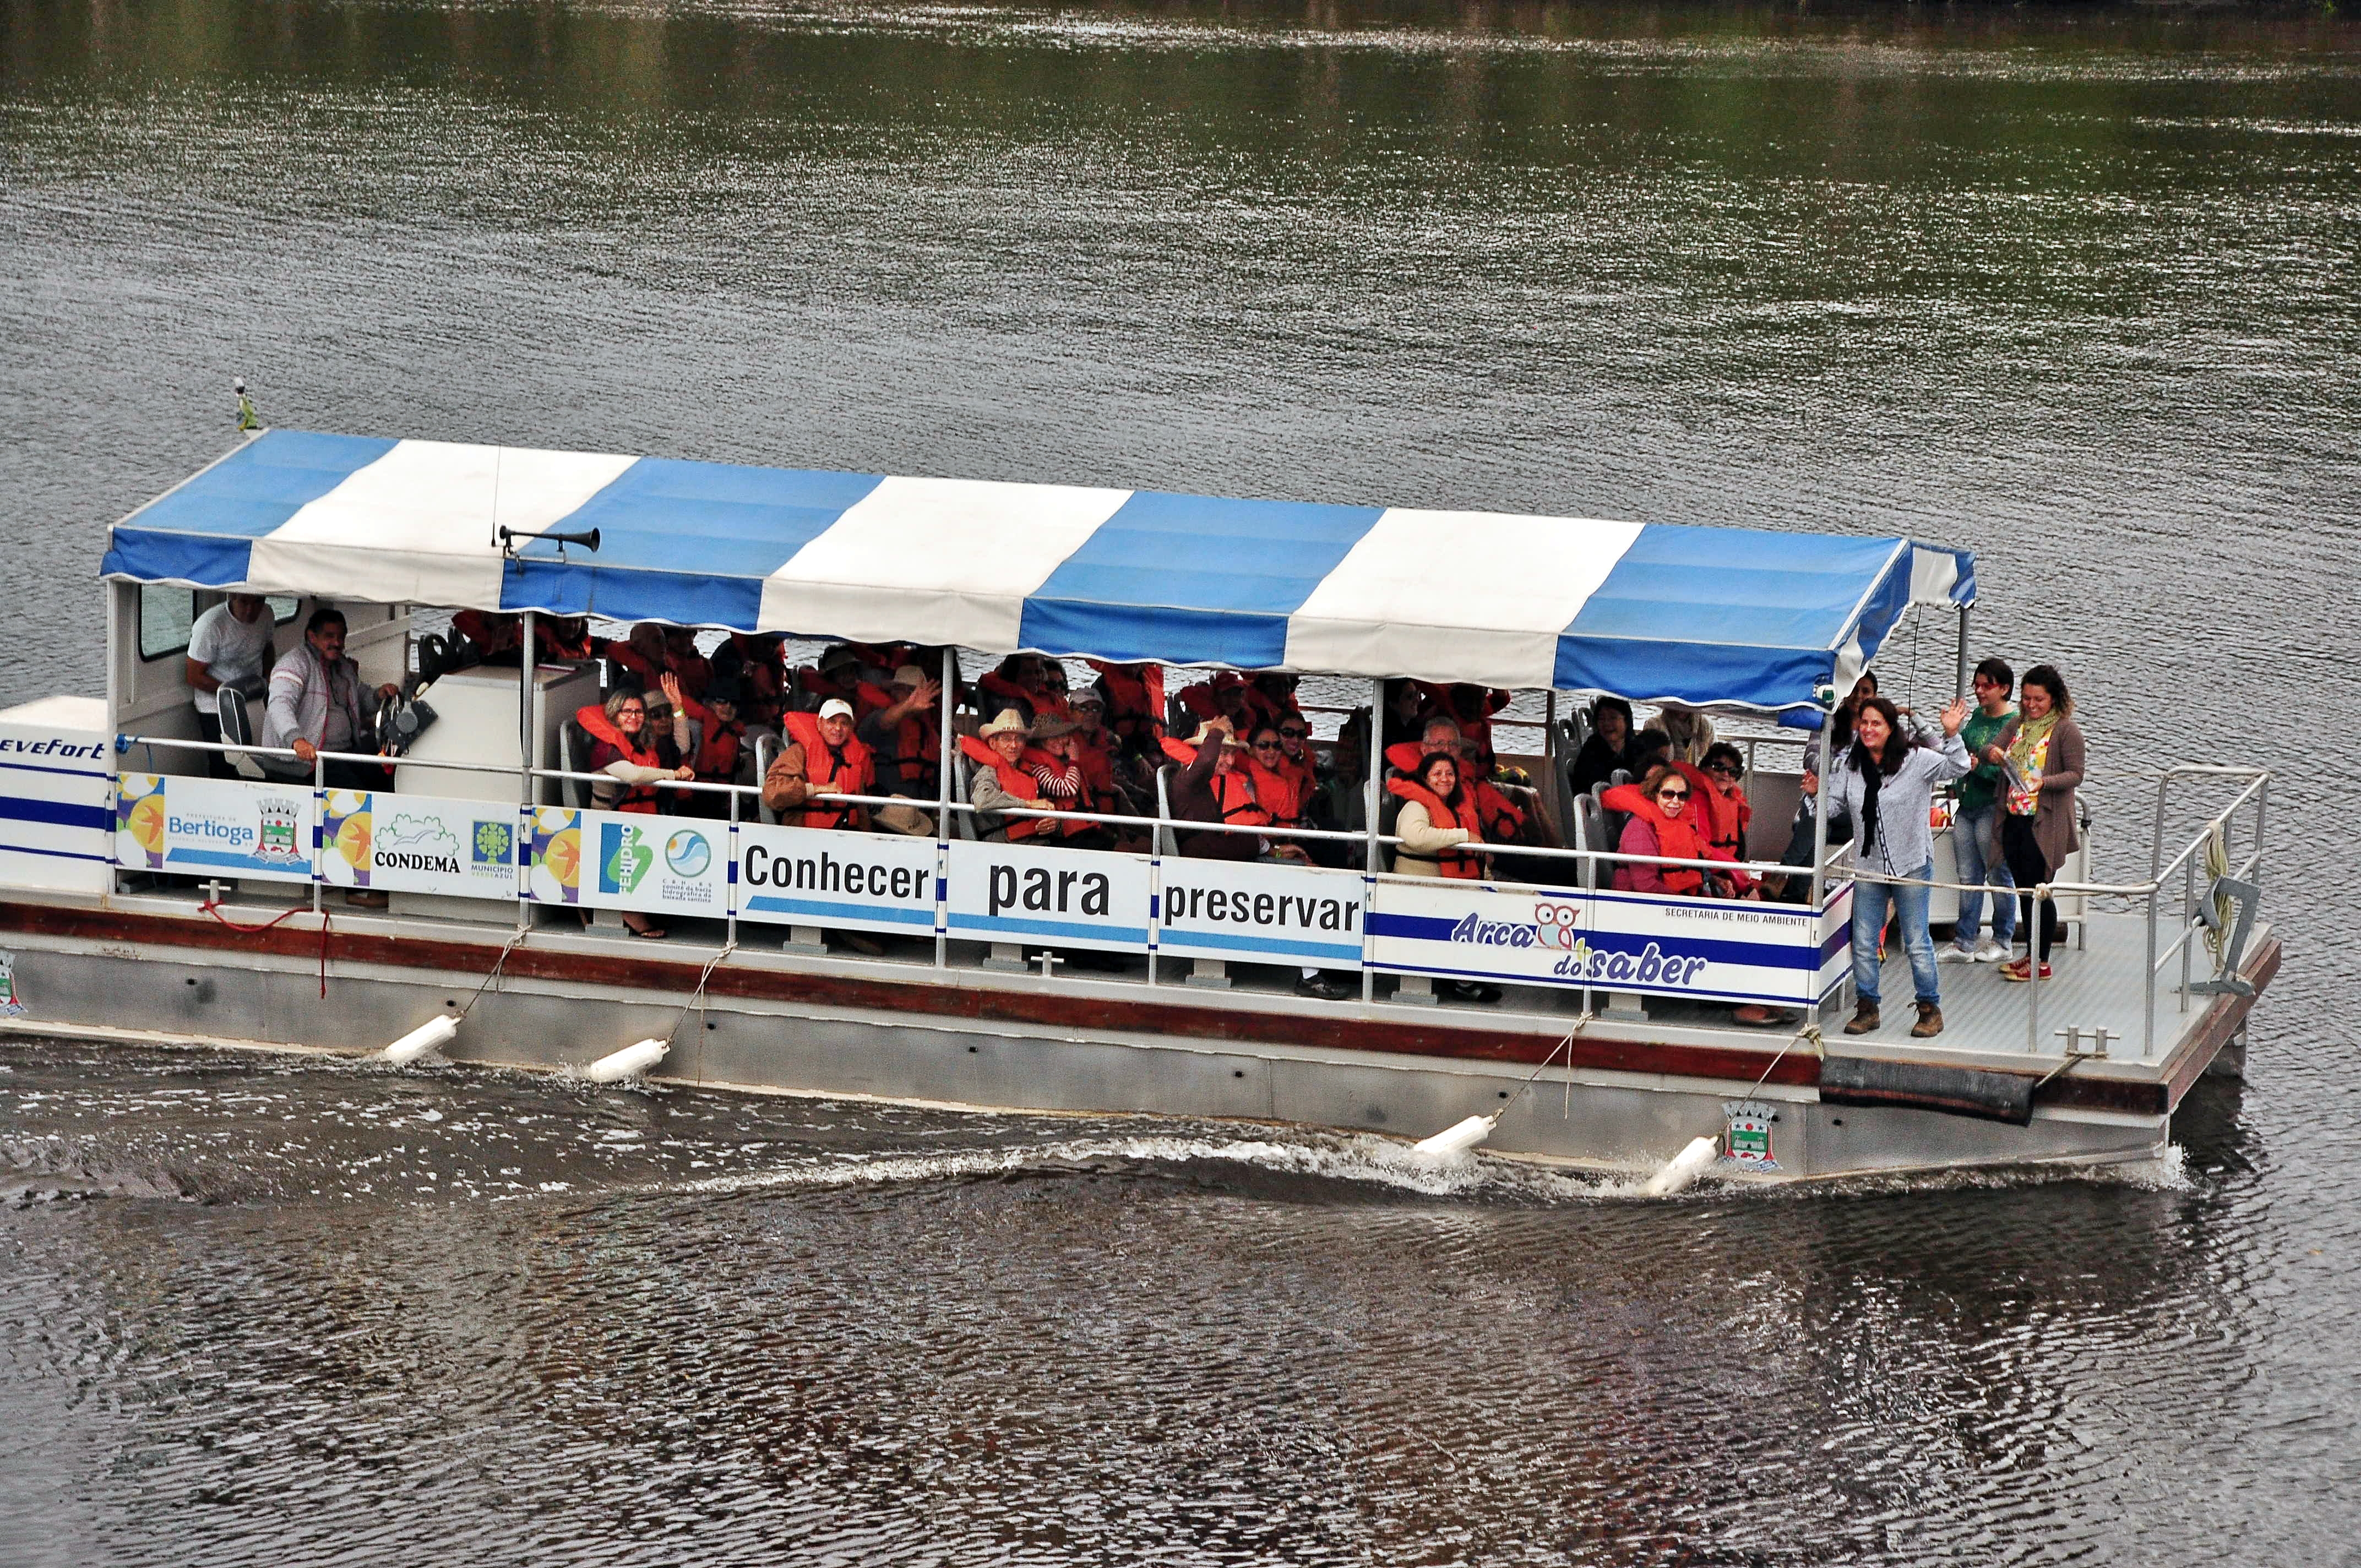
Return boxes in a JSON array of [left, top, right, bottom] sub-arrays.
[[0, 429, 2275, 1183]]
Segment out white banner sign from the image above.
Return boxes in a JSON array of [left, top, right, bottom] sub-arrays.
[[115, 772, 314, 884], [1367, 876, 1832, 1006], [1365, 877, 1590, 986], [944, 838, 1151, 955], [317, 790, 520, 897], [0, 720, 112, 894], [1157, 857, 1365, 970], [738, 824, 938, 938], [526, 806, 727, 919]]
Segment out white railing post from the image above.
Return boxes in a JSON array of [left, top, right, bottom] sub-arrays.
[[1363, 678, 1384, 1004], [311, 747, 325, 915], [936, 645, 954, 971], [517, 609, 537, 935], [2143, 874, 2159, 1060], [2026, 886, 2044, 1054], [2180, 851, 2197, 1012], [726, 780, 739, 951]]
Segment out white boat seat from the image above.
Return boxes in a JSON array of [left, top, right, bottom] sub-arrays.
[[952, 757, 981, 841], [557, 720, 593, 812], [215, 688, 308, 783]]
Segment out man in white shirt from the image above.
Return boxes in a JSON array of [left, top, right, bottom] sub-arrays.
[[184, 594, 276, 775]]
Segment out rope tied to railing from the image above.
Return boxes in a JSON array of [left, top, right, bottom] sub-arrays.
[[455, 929, 530, 1023], [669, 940, 739, 1053], [197, 897, 331, 998], [2202, 821, 2233, 967]]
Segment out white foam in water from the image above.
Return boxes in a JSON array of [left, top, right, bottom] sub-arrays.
[[659, 1130, 1634, 1206]]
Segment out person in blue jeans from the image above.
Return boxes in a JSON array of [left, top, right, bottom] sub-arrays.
[[1806, 693, 1971, 1038], [1947, 657, 2018, 962]]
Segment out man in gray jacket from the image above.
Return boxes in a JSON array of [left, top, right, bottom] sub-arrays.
[[264, 607, 401, 790]]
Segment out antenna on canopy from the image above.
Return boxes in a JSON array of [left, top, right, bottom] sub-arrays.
[[488, 445, 504, 548]]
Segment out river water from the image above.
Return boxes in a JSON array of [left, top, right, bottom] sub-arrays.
[[3, 1, 2358, 1561]]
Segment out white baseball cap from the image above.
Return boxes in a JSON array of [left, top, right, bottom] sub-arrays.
[[818, 699, 855, 722]]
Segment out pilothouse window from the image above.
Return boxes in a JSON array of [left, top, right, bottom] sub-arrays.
[[138, 589, 301, 662], [137, 585, 193, 661]]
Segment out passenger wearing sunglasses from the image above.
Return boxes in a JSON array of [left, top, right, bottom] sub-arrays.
[[1603, 765, 1720, 898], [1274, 717, 1318, 788], [1242, 725, 1314, 837], [1605, 764, 1794, 1026], [1674, 742, 1758, 896]]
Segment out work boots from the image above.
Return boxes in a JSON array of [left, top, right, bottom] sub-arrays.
[[1912, 1002, 1944, 1038], [1843, 1001, 1880, 1035]]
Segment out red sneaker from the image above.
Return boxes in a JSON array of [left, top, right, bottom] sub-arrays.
[[1998, 958, 2053, 983]]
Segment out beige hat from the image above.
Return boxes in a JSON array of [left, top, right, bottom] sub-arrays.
[[817, 698, 855, 722], [891, 665, 928, 688], [1190, 721, 1244, 750], [980, 708, 1030, 740], [874, 801, 934, 837]]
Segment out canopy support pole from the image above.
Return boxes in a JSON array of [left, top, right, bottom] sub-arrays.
[[517, 610, 537, 937], [1363, 678, 1385, 1004], [1808, 707, 1836, 1015], [1954, 604, 1972, 700], [937, 645, 955, 972]]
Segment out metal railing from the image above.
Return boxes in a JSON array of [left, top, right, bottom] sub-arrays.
[[110, 732, 2268, 1060]]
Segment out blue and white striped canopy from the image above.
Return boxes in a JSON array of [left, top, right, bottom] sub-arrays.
[[101, 430, 1975, 710]]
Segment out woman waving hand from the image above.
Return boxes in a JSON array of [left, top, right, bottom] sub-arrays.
[[1814, 694, 1972, 1038]]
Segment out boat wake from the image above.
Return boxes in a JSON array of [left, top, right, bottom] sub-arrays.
[[650, 1128, 2191, 1207], [651, 1128, 1777, 1207]]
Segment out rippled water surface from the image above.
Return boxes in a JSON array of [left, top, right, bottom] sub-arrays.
[[4, 0, 2359, 1561]]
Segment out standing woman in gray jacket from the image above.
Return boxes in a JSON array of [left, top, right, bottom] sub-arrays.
[[1982, 664, 2086, 982], [1810, 692, 1972, 1038]]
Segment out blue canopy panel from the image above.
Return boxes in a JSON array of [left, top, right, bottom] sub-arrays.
[[100, 431, 1976, 712]]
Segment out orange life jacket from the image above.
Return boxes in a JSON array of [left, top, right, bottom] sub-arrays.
[[1601, 782, 1712, 894], [957, 734, 1061, 841], [1161, 737, 1271, 827], [452, 609, 520, 655], [575, 704, 664, 815], [603, 641, 662, 685], [1028, 752, 1103, 840], [535, 620, 595, 662], [1385, 776, 1487, 879], [1243, 756, 1307, 826], [792, 666, 861, 710], [1387, 740, 1514, 837], [1468, 777, 1526, 842], [678, 693, 741, 782], [782, 711, 876, 830], [1074, 734, 1117, 797], [1673, 761, 1752, 884], [1086, 661, 1164, 746], [875, 710, 942, 791]]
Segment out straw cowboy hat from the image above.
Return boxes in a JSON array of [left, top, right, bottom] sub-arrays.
[[980, 709, 1030, 740], [873, 801, 934, 837]]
